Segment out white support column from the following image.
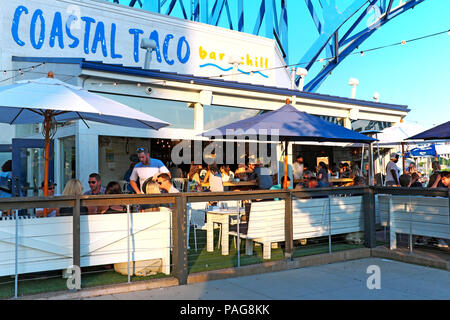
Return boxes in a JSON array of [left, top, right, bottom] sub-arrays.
[[194, 103, 204, 132], [76, 124, 99, 191], [343, 117, 352, 129]]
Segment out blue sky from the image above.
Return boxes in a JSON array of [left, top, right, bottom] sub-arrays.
[[163, 0, 449, 129]]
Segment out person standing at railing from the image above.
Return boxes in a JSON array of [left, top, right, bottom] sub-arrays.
[[385, 153, 401, 187], [130, 147, 170, 194]]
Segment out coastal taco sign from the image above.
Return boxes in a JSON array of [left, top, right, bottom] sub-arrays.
[[2, 0, 290, 86]]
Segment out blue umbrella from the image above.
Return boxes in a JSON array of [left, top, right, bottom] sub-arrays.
[[203, 104, 376, 143], [406, 121, 450, 141], [202, 103, 376, 188]]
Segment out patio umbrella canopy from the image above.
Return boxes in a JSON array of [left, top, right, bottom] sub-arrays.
[[0, 73, 170, 206], [202, 103, 376, 188], [406, 121, 450, 140]]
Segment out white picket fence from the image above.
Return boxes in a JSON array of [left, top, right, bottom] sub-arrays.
[[0, 209, 171, 277]]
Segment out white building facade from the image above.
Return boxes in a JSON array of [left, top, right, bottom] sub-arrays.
[[0, 0, 410, 194]]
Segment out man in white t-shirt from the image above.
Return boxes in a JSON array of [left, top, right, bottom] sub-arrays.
[[130, 147, 170, 194], [385, 153, 401, 186], [292, 155, 304, 180]]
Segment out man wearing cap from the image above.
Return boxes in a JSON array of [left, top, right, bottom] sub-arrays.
[[385, 153, 401, 187], [130, 147, 170, 194]]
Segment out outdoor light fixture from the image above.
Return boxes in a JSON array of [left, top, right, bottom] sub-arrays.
[[296, 68, 308, 91], [140, 38, 157, 69], [228, 55, 242, 81], [348, 78, 359, 99], [373, 92, 380, 102]]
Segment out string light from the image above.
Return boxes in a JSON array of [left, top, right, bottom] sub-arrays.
[[37, 28, 445, 88]]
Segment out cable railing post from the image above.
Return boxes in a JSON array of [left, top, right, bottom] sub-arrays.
[[363, 187, 376, 248], [284, 191, 293, 260], [173, 194, 188, 285], [73, 196, 81, 288], [14, 209, 18, 299], [127, 204, 131, 283]]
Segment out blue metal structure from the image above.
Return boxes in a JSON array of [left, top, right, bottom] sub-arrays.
[[107, 0, 425, 92]]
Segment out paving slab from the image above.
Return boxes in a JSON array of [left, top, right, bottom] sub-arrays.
[[83, 258, 450, 300]]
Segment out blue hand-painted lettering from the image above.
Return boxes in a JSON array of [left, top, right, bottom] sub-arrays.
[[30, 9, 45, 49], [163, 34, 174, 65], [11, 5, 28, 46], [49, 12, 64, 49], [110, 23, 122, 59], [81, 16, 96, 54], [177, 36, 190, 64], [91, 21, 107, 57], [66, 15, 80, 49], [129, 28, 144, 63], [149, 30, 162, 63], [10, 7, 192, 66]]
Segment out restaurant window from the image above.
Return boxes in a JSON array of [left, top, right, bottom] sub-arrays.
[[97, 93, 195, 129], [318, 115, 344, 126], [351, 120, 392, 132], [203, 105, 261, 130], [98, 136, 153, 187], [60, 136, 76, 190]]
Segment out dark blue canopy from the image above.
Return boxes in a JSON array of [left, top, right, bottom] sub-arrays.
[[202, 104, 376, 143], [406, 121, 450, 140]]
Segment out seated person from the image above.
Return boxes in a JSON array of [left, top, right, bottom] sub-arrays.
[[208, 165, 224, 192], [59, 179, 88, 216], [353, 176, 367, 186], [99, 181, 126, 214], [250, 162, 273, 190], [409, 172, 423, 188], [36, 180, 59, 217], [307, 176, 319, 189], [234, 164, 249, 181], [399, 174, 411, 187], [270, 176, 292, 190]]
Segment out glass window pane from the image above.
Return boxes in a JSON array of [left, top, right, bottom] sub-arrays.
[[97, 93, 194, 129], [60, 136, 76, 190], [204, 105, 261, 130]]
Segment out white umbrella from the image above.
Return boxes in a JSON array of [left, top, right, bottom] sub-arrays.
[[0, 73, 170, 203]]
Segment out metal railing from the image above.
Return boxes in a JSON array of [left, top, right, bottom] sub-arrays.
[[0, 186, 448, 298]]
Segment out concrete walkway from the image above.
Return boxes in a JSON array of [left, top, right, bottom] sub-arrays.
[[85, 258, 450, 300]]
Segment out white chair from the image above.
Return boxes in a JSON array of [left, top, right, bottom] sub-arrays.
[[172, 178, 185, 192], [187, 202, 209, 251]]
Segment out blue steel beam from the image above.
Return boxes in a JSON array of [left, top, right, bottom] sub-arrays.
[[303, 0, 426, 92], [108, 0, 426, 93]]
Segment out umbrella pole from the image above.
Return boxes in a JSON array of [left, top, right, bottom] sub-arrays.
[[43, 113, 51, 217], [401, 142, 406, 175], [283, 140, 289, 189]]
